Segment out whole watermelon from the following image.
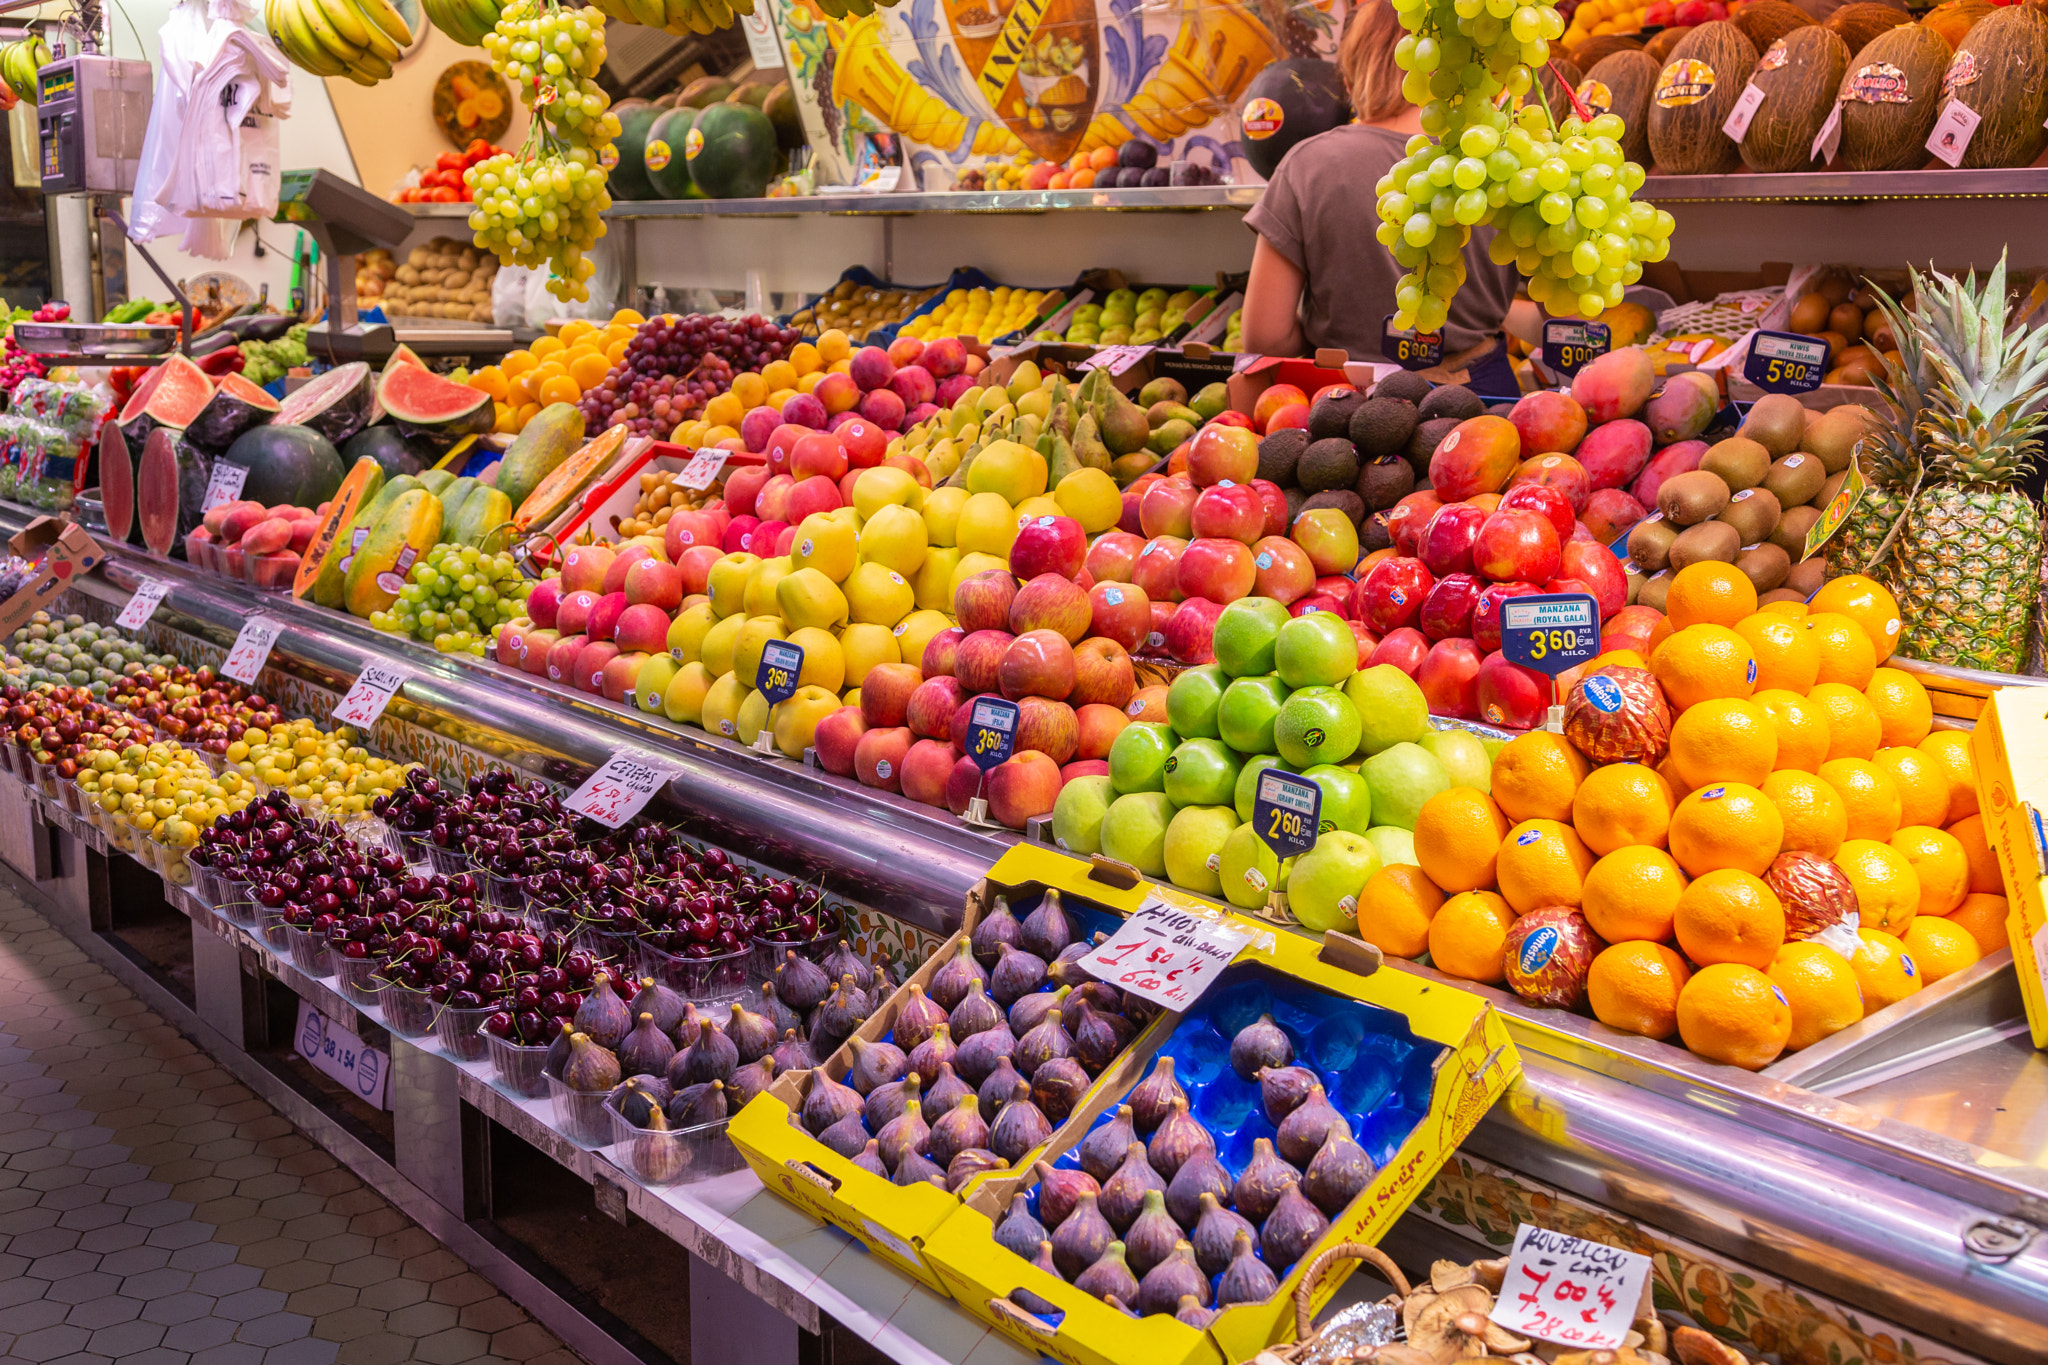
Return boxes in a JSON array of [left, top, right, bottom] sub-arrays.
[[686, 103, 778, 200], [613, 104, 664, 201], [644, 108, 700, 200], [218, 424, 345, 509], [1238, 59, 1350, 180]]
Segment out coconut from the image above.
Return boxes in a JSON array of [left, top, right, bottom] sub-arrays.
[[1942, 5, 2048, 167], [1735, 0, 1815, 55], [1649, 22, 1762, 174], [1579, 51, 1662, 165], [1836, 22, 1953, 168], [1742, 27, 1853, 171]]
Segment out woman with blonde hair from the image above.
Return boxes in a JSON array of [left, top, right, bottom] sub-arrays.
[[1239, 0, 1535, 381]]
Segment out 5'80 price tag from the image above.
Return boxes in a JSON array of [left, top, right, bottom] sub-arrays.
[[220, 618, 282, 685], [332, 662, 407, 729], [965, 696, 1018, 771], [1743, 330, 1828, 395], [1490, 1224, 1650, 1350], [678, 448, 730, 491], [1253, 770, 1321, 858], [1080, 896, 1255, 1012], [116, 577, 171, 631], [201, 461, 249, 514], [565, 752, 677, 828]]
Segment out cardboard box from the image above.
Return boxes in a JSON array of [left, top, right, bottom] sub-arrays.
[[1226, 354, 1396, 421], [0, 519, 104, 638], [1970, 688, 2048, 1046], [921, 921, 1518, 1365]]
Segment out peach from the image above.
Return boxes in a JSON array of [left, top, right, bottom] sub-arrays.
[[860, 387, 907, 431], [1570, 346, 1656, 423], [1264, 402, 1309, 433], [782, 392, 829, 430], [850, 346, 896, 392], [922, 337, 969, 379], [889, 365, 936, 408], [1509, 389, 1588, 456], [1429, 415, 1523, 502], [1251, 383, 1308, 432], [887, 336, 925, 368]]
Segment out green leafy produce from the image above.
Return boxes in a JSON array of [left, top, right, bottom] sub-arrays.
[[238, 324, 310, 387]]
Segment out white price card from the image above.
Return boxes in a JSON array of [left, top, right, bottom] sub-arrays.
[[115, 577, 171, 631], [1811, 101, 1843, 164], [295, 999, 388, 1110], [220, 617, 282, 685], [565, 751, 678, 828], [740, 5, 784, 69], [201, 461, 249, 514], [1721, 81, 1766, 142], [678, 447, 730, 491], [1926, 98, 1982, 167], [1080, 896, 1255, 1011], [332, 662, 407, 729], [1490, 1224, 1651, 1350]]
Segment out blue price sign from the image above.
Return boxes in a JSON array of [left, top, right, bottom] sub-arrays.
[[1381, 315, 1442, 370], [756, 639, 804, 704], [1542, 319, 1610, 378], [1499, 593, 1601, 676], [1254, 770, 1321, 858], [965, 696, 1018, 772], [1743, 330, 1828, 394]]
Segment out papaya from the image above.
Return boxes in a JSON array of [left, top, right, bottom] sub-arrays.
[[313, 472, 418, 608], [343, 489, 444, 617], [516, 425, 629, 530], [494, 403, 585, 510], [295, 458, 384, 602], [418, 468, 457, 495], [436, 475, 481, 526], [450, 485, 514, 549]]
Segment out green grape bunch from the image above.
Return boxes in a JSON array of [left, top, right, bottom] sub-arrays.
[[1376, 0, 1675, 331], [370, 543, 535, 655]]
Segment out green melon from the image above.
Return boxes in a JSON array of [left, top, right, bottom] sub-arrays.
[[614, 104, 664, 201], [644, 108, 700, 200], [1944, 6, 2048, 168], [1741, 26, 1850, 172], [686, 103, 778, 201], [1836, 23, 1951, 169], [764, 81, 804, 150]]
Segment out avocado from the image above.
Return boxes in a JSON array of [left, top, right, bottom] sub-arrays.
[[1349, 396, 1419, 459], [1284, 484, 1308, 523], [1407, 416, 1461, 472], [1308, 391, 1366, 442], [1373, 371, 1432, 404], [1301, 489, 1366, 526], [1417, 385, 1484, 423], [1257, 428, 1309, 486], [1356, 455, 1415, 511], [1298, 437, 1363, 493], [1361, 509, 1394, 553]]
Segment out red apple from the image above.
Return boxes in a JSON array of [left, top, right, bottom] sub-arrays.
[[1085, 530, 1146, 583], [721, 516, 760, 554], [665, 509, 722, 559], [1348, 620, 1381, 667], [622, 559, 684, 613], [614, 604, 672, 655], [1177, 537, 1256, 603], [561, 544, 615, 594], [1472, 581, 1542, 653], [1264, 402, 1309, 434], [1075, 702, 1130, 760], [1473, 508, 1562, 584], [1131, 536, 1188, 604], [1190, 484, 1266, 544], [600, 651, 646, 703], [1250, 384, 1308, 433], [525, 579, 562, 630], [1015, 695, 1079, 764], [1010, 573, 1093, 643], [862, 662, 925, 727], [900, 738, 959, 807], [1388, 491, 1445, 557], [1417, 638, 1484, 719], [1187, 423, 1261, 487], [791, 432, 849, 482], [1165, 597, 1227, 664], [922, 626, 964, 678], [1089, 581, 1151, 651], [723, 465, 770, 518], [1250, 536, 1316, 604], [755, 474, 796, 525], [585, 592, 628, 642], [1070, 637, 1136, 708], [601, 543, 659, 596], [678, 544, 723, 598], [999, 629, 1079, 701], [1351, 556, 1434, 634], [854, 726, 915, 791], [907, 676, 969, 741], [1368, 626, 1430, 676], [837, 417, 889, 468], [1062, 760, 1111, 785], [1010, 515, 1088, 580], [813, 706, 869, 776], [573, 640, 619, 693], [555, 589, 599, 637], [787, 475, 844, 523], [1477, 650, 1552, 730], [954, 630, 1015, 695], [1419, 502, 1489, 577], [1249, 478, 1290, 538], [1558, 540, 1628, 619], [1139, 479, 1200, 539], [1126, 684, 1170, 725], [1417, 572, 1483, 641], [955, 570, 1019, 633], [944, 754, 986, 816], [1147, 599, 1175, 652], [1498, 482, 1576, 541], [1291, 593, 1346, 616], [540, 632, 582, 680], [987, 750, 1064, 829]]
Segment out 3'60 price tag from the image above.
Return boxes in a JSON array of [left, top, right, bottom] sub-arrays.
[[201, 461, 249, 514], [965, 696, 1018, 771], [756, 639, 804, 704], [1253, 770, 1321, 858], [565, 751, 677, 828], [1490, 1224, 1650, 1350], [220, 618, 282, 685], [332, 662, 407, 729], [1080, 897, 1255, 1012], [116, 577, 171, 631], [678, 448, 730, 491], [1499, 593, 1600, 676]]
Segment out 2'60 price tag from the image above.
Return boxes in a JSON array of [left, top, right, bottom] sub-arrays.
[[220, 618, 282, 685], [332, 662, 407, 729], [1490, 1224, 1650, 1350], [116, 577, 171, 631], [565, 751, 678, 828], [1080, 897, 1255, 1012], [1253, 770, 1321, 858]]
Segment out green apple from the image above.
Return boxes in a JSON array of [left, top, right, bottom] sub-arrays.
[[1286, 830, 1381, 932], [1420, 728, 1491, 791], [1301, 763, 1372, 836], [1366, 824, 1418, 868], [1274, 686, 1362, 769], [1212, 597, 1292, 678], [1108, 721, 1177, 794], [1164, 737, 1242, 808], [1219, 822, 1281, 909], [1166, 664, 1229, 739], [1234, 753, 1291, 823], [1051, 775, 1114, 854], [1361, 742, 1451, 830], [1099, 792, 1175, 876], [1275, 612, 1359, 689], [1217, 675, 1288, 757], [1163, 804, 1238, 896], [1345, 664, 1430, 755]]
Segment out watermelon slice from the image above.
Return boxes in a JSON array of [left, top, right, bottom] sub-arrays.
[[378, 362, 493, 445], [273, 362, 377, 444], [136, 428, 195, 556], [118, 355, 214, 448], [185, 373, 283, 451], [98, 424, 134, 545]]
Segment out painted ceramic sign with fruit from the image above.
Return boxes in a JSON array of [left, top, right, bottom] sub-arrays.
[[772, 0, 1337, 185]]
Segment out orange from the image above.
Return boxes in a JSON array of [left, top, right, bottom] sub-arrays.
[[1570, 762, 1675, 854], [1805, 611, 1878, 688], [1833, 837, 1921, 934], [1649, 625, 1757, 710], [1668, 782, 1783, 876], [1427, 891, 1516, 984], [529, 359, 568, 389], [469, 365, 510, 402], [1807, 683, 1881, 762], [1889, 825, 1968, 916], [1495, 819, 1596, 914], [1090, 145, 1119, 170], [788, 342, 823, 375], [1667, 562, 1758, 629], [568, 351, 614, 390], [1761, 769, 1847, 858], [1666, 697, 1777, 791], [1354, 866, 1444, 958], [1901, 915, 1982, 983], [1585, 648, 1647, 673], [1917, 730, 1978, 823], [500, 350, 538, 378], [1587, 942, 1692, 1039], [1768, 942, 1865, 1051], [1491, 732, 1589, 824], [1945, 893, 2010, 957], [528, 335, 565, 360], [1850, 928, 1924, 1010], [1946, 814, 2002, 894], [1676, 963, 1792, 1069], [1816, 758, 1902, 842], [492, 401, 517, 435], [1760, 599, 1810, 619], [730, 371, 769, 409], [1674, 868, 1787, 968], [538, 375, 582, 405], [1753, 689, 1830, 771], [557, 319, 596, 346], [1864, 668, 1932, 747], [1872, 747, 1952, 829], [1808, 574, 1903, 663], [816, 328, 851, 364], [1412, 788, 1511, 894], [1733, 613, 1821, 694], [760, 359, 799, 392], [1581, 846, 1688, 942], [514, 401, 540, 429], [605, 340, 629, 367]]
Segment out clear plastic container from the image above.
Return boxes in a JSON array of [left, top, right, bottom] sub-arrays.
[[187, 859, 225, 909], [284, 925, 333, 978], [255, 903, 292, 951], [29, 759, 58, 801], [605, 1105, 742, 1187], [435, 1004, 496, 1061], [426, 839, 468, 876], [392, 828, 439, 869], [215, 895, 261, 930], [59, 777, 84, 816], [474, 867, 525, 912], [546, 1072, 615, 1146], [0, 741, 18, 776], [754, 915, 843, 977], [334, 954, 384, 1007], [635, 936, 759, 1009], [245, 552, 301, 592], [342, 814, 401, 857], [159, 842, 194, 889], [484, 1028, 551, 1099], [184, 528, 219, 573], [219, 545, 247, 581], [379, 982, 438, 1038]]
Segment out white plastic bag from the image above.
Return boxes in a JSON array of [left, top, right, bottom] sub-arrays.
[[492, 265, 535, 328], [520, 234, 623, 325], [128, 0, 211, 245], [184, 28, 291, 219]]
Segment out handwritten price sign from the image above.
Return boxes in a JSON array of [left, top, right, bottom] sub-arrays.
[[1490, 1224, 1650, 1349], [678, 448, 730, 491], [332, 662, 407, 729], [220, 618, 282, 685], [201, 461, 249, 514], [1079, 897, 1254, 1012], [565, 751, 677, 828], [115, 577, 171, 631]]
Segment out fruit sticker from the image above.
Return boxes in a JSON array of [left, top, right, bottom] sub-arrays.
[[1701, 786, 1726, 801], [1847, 62, 1912, 103], [1582, 675, 1625, 713], [1942, 50, 1979, 102], [1574, 78, 1612, 116], [598, 144, 618, 170], [684, 126, 705, 161], [643, 139, 671, 171], [1515, 828, 1542, 846], [1517, 925, 1561, 973], [1655, 58, 1717, 108], [1757, 40, 1789, 72], [1241, 96, 1283, 139]]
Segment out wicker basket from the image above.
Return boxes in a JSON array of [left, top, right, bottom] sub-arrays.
[[1255, 1243, 1411, 1365]]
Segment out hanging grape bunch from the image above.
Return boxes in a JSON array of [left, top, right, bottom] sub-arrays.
[[1376, 0, 1676, 330], [465, 0, 621, 302]]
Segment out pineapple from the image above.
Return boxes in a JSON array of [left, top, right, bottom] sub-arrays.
[[1830, 287, 1932, 582]]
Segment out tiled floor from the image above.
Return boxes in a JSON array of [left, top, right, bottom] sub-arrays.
[[0, 880, 585, 1365]]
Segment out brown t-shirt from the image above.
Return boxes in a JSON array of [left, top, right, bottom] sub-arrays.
[[1245, 123, 1522, 364]]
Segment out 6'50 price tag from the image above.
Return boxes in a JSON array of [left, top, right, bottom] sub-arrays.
[[220, 618, 282, 685], [332, 662, 407, 729], [1381, 315, 1442, 370], [678, 448, 730, 491], [1542, 319, 1610, 379], [565, 751, 677, 828], [965, 696, 1018, 772], [116, 577, 171, 631], [1253, 770, 1321, 858], [1080, 897, 1255, 1012], [1499, 593, 1600, 676], [1490, 1224, 1650, 1349], [756, 639, 804, 704], [1743, 330, 1828, 395]]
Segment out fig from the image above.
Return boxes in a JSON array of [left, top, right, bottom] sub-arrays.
[[543, 1019, 576, 1078], [877, 1098, 930, 1172], [971, 893, 1024, 968], [908, 1023, 960, 1081], [1229, 1013, 1294, 1081], [846, 1035, 908, 1095], [818, 1112, 872, 1158], [925, 1060, 974, 1117], [852, 1139, 889, 1179], [989, 1079, 1054, 1163], [775, 950, 834, 1013], [673, 1003, 704, 1050], [633, 1109, 687, 1184], [771, 1029, 816, 1073], [1302, 1118, 1375, 1215], [946, 1148, 1008, 1191], [669, 1079, 727, 1127], [727, 999, 779, 1063], [1015, 1009, 1074, 1076], [1258, 1184, 1329, 1272], [1008, 984, 1071, 1037], [1021, 888, 1075, 961], [1030, 1055, 1090, 1123], [630, 976, 688, 1038], [574, 975, 632, 1049], [953, 1021, 1018, 1087], [991, 943, 1051, 1006], [1050, 1188, 1116, 1277], [891, 983, 950, 1053], [978, 1056, 1027, 1117], [560, 1032, 620, 1092], [1103, 1295, 1139, 1318], [1257, 1065, 1320, 1123], [1071, 1002, 1128, 1075], [1216, 1228, 1279, 1306], [894, 1149, 947, 1188], [1029, 1240, 1060, 1279], [1032, 1160, 1100, 1229], [1192, 1192, 1258, 1277], [864, 1071, 923, 1133], [1175, 1296, 1217, 1329], [994, 1201, 1049, 1261], [1123, 1189, 1182, 1276], [1146, 1096, 1216, 1180], [1127, 1055, 1186, 1134], [1068, 979, 1124, 1017], [822, 939, 875, 992], [1275, 1083, 1343, 1166], [948, 981, 1006, 1039], [1075, 1241, 1142, 1306], [674, 1018, 738, 1086], [807, 982, 868, 1055], [1079, 1105, 1139, 1184], [926, 1096, 990, 1169], [618, 1012, 676, 1079], [1233, 1137, 1300, 1224], [728, 1055, 777, 1108], [800, 1072, 863, 1136], [1100, 1140, 1168, 1232], [1166, 1149, 1233, 1228], [1136, 1241, 1209, 1317], [928, 938, 989, 1012], [609, 1075, 670, 1127]]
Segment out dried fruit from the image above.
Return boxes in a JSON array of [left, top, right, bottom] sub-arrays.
[[776, 950, 834, 1013], [629, 977, 688, 1038], [1302, 1119, 1376, 1215], [946, 1148, 1008, 1191], [574, 975, 632, 1049], [971, 893, 1024, 968], [1192, 1192, 1258, 1277], [618, 1012, 677, 1079], [726, 999, 778, 1064], [863, 1071, 923, 1133], [847, 1035, 909, 1095], [1050, 1188, 1116, 1276], [670, 1079, 727, 1127], [1015, 1009, 1075, 1076], [977, 1055, 1027, 1117], [1100, 1140, 1168, 1232], [1136, 1240, 1209, 1317], [926, 1096, 990, 1169], [908, 1023, 960, 1081], [818, 1112, 872, 1158], [1123, 1189, 1182, 1276], [1145, 1096, 1216, 1179], [1258, 1184, 1329, 1271], [675, 1019, 739, 1087], [952, 1021, 1018, 1087], [1257, 1065, 1321, 1123], [891, 983, 950, 1053], [1233, 1137, 1300, 1224], [928, 938, 989, 1012], [1165, 1149, 1233, 1228], [1079, 1104, 1139, 1184], [994, 1200, 1050, 1261], [925, 1060, 974, 1117], [1008, 984, 1071, 1036], [728, 1055, 777, 1108], [1127, 1055, 1187, 1134], [1229, 1014, 1294, 1081], [800, 1072, 863, 1136], [560, 1032, 621, 1092], [989, 1079, 1054, 1163], [1032, 1160, 1101, 1229], [991, 943, 1051, 1006], [1021, 888, 1075, 961], [1075, 1240, 1142, 1305], [822, 939, 875, 992], [1275, 1082, 1343, 1165], [1029, 1056, 1090, 1123], [852, 1138, 889, 1179], [948, 981, 1006, 1039], [1216, 1228, 1279, 1306]]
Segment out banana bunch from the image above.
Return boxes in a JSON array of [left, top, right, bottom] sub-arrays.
[[266, 0, 412, 85], [422, 0, 501, 46], [807, 0, 883, 18], [583, 0, 755, 37], [0, 36, 51, 104]]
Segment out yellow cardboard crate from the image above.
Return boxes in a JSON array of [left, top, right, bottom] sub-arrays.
[[727, 846, 1160, 1292], [922, 921, 1518, 1365], [1972, 689, 2048, 1046]]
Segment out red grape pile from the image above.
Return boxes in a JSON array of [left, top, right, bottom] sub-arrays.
[[579, 312, 800, 437]]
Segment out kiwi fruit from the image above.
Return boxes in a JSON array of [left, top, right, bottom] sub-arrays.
[[1623, 562, 1648, 606], [1785, 555, 1829, 597], [1801, 406, 1870, 472], [1818, 468, 1848, 507], [1718, 486, 1783, 544], [1759, 586, 1808, 606], [1773, 505, 1822, 556], [1735, 542, 1793, 592], [1658, 469, 1733, 525], [1738, 393, 1808, 457], [1699, 437, 1772, 491], [1669, 521, 1743, 569], [1628, 515, 1680, 572], [1762, 452, 1827, 508], [1788, 293, 1831, 333], [1638, 570, 1674, 612]]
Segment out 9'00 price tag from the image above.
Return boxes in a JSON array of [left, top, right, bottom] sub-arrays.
[[678, 448, 730, 491], [565, 751, 677, 828], [1490, 1224, 1650, 1349], [332, 662, 407, 729], [1080, 897, 1255, 1012], [1499, 593, 1600, 676], [1541, 319, 1610, 379], [220, 617, 282, 685], [116, 577, 171, 631]]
